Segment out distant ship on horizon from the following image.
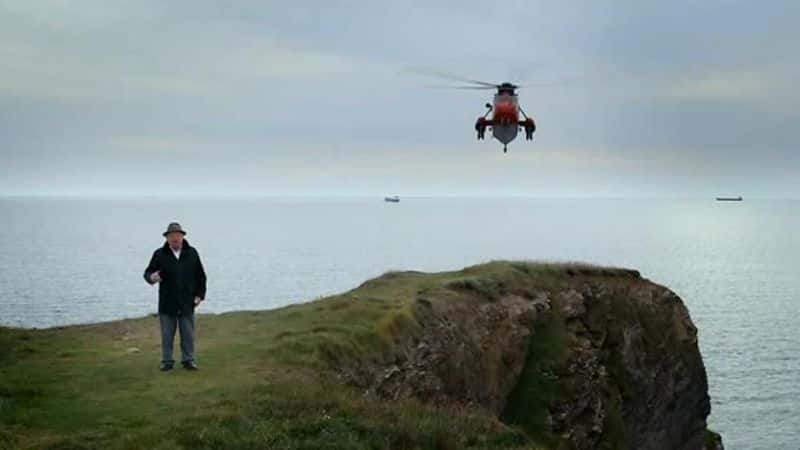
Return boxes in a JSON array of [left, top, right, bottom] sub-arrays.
[[716, 196, 743, 202], [384, 195, 400, 203]]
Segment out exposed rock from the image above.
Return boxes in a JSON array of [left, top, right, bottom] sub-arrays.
[[557, 288, 586, 319], [335, 262, 721, 450]]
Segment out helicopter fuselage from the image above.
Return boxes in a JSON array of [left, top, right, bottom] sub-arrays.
[[492, 92, 520, 145]]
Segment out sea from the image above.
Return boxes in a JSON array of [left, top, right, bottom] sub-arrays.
[[0, 196, 797, 449]]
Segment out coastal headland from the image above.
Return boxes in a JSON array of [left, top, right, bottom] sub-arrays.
[[0, 261, 723, 449]]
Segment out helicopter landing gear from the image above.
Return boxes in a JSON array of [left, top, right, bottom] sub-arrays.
[[475, 103, 493, 140], [475, 117, 490, 140], [520, 117, 536, 141]]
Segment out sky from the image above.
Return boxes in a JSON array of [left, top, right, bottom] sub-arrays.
[[1, 0, 798, 197]]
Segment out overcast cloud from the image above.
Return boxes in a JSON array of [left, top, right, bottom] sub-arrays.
[[1, 0, 798, 197]]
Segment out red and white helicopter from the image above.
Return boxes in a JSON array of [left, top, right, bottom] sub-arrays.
[[425, 72, 537, 153]]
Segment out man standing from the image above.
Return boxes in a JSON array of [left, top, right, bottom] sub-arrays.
[[144, 222, 207, 371]]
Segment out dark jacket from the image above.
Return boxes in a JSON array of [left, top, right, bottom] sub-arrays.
[[143, 240, 207, 315]]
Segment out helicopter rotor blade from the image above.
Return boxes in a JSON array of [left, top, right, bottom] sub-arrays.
[[405, 67, 499, 88], [424, 85, 497, 90]]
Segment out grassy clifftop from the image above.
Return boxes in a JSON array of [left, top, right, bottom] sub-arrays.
[[0, 261, 717, 450]]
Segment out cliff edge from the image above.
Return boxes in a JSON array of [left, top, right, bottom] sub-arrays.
[[0, 261, 722, 449], [330, 261, 721, 449]]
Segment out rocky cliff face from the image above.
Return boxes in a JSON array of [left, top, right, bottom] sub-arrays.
[[335, 262, 722, 450]]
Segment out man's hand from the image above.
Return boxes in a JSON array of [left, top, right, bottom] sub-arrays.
[[194, 296, 203, 306], [149, 271, 162, 284]]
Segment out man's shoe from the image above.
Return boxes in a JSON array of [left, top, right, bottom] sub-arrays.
[[160, 362, 174, 372], [182, 361, 198, 370]]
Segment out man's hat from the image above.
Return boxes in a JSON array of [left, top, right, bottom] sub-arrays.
[[163, 222, 187, 237]]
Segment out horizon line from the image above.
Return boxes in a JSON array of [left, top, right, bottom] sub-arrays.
[[0, 193, 794, 201]]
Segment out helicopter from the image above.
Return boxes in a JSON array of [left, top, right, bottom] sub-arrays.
[[423, 72, 537, 153], [475, 81, 536, 153]]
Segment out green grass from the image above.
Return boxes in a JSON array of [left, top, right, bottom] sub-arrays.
[[0, 261, 645, 449], [0, 311, 534, 449]]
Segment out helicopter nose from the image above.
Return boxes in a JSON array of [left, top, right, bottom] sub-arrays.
[[493, 124, 518, 144]]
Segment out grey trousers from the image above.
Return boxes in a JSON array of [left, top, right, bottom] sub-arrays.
[[159, 313, 195, 364]]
